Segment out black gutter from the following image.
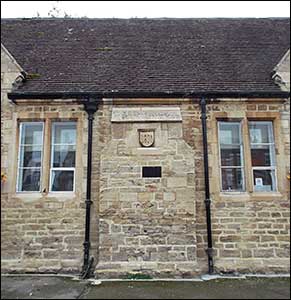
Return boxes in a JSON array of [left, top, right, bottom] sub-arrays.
[[8, 90, 290, 100], [200, 97, 214, 274], [81, 98, 100, 279]]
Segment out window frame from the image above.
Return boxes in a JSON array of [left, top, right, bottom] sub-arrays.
[[218, 121, 245, 192], [16, 121, 44, 193], [248, 120, 278, 192], [49, 121, 77, 193]]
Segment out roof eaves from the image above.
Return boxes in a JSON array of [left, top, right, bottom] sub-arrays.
[[8, 90, 290, 102]]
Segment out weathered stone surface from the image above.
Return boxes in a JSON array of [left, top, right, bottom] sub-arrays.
[[111, 107, 182, 122], [98, 112, 197, 276]]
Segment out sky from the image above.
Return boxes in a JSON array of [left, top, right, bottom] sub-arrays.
[[1, 1, 290, 18]]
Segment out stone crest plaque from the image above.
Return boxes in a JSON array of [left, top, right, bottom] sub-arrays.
[[139, 130, 155, 147]]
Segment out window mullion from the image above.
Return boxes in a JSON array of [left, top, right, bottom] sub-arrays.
[[41, 119, 50, 193], [239, 119, 249, 192]]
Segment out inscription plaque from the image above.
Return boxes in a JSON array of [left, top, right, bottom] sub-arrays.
[[111, 107, 182, 122]]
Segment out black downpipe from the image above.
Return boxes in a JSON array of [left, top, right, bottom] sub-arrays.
[[200, 97, 214, 274], [81, 99, 99, 279]]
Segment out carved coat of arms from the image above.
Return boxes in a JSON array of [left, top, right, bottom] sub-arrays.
[[139, 130, 155, 147]]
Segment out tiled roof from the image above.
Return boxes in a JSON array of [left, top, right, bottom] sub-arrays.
[[1, 18, 290, 96]]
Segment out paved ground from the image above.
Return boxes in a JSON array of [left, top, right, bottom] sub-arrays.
[[1, 275, 290, 299]]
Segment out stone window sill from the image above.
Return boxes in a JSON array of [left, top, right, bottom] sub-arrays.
[[218, 192, 250, 200], [249, 191, 284, 200], [13, 192, 43, 202], [218, 191, 284, 201], [13, 192, 76, 201]]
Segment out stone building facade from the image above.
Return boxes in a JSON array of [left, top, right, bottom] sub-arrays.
[[1, 18, 290, 278]]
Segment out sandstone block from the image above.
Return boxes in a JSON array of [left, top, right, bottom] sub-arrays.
[[167, 234, 195, 245], [253, 249, 274, 258], [167, 177, 187, 187]]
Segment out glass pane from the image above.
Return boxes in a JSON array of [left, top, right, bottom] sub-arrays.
[[249, 122, 273, 144], [219, 123, 240, 145], [53, 145, 76, 167], [18, 169, 40, 191], [253, 169, 276, 192], [251, 144, 275, 167], [51, 170, 74, 192], [53, 123, 76, 144], [221, 168, 244, 191], [21, 123, 43, 145], [19, 145, 42, 168], [220, 145, 242, 166]]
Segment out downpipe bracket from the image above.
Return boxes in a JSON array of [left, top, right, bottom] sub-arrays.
[[85, 198, 93, 205], [204, 198, 211, 206], [81, 257, 94, 279], [205, 248, 214, 274]]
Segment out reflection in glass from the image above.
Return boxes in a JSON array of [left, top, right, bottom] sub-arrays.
[[20, 146, 42, 168], [249, 121, 277, 192], [219, 123, 240, 145], [249, 122, 274, 144], [221, 168, 243, 191], [253, 169, 276, 192], [53, 145, 76, 168], [18, 169, 40, 191], [21, 123, 43, 145], [251, 145, 275, 167], [220, 146, 241, 166], [50, 122, 76, 192], [218, 121, 244, 191], [51, 170, 74, 192], [17, 122, 43, 192], [53, 123, 76, 144]]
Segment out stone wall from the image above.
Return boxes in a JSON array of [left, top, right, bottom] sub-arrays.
[[0, 102, 88, 273], [1, 97, 290, 276], [96, 108, 197, 278], [93, 99, 290, 277], [204, 100, 290, 274]]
